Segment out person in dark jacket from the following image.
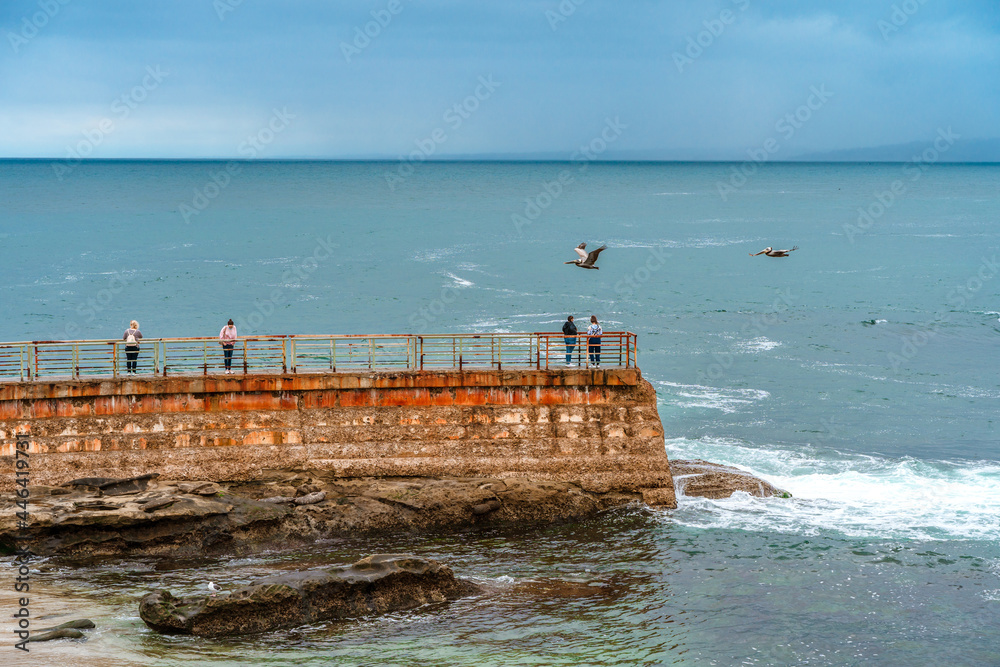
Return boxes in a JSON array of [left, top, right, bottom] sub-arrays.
[[123, 320, 143, 373], [561, 315, 578, 366]]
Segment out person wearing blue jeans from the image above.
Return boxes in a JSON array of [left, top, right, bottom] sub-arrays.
[[587, 315, 602, 367], [561, 315, 577, 365], [219, 319, 237, 374]]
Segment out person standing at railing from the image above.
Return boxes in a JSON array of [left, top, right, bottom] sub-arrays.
[[587, 315, 602, 367], [561, 315, 578, 366], [219, 319, 238, 374], [122, 320, 143, 373]]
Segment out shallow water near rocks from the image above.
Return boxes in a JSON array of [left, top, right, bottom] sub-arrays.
[[5, 510, 999, 665]]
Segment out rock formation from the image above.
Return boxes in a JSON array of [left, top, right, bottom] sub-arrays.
[[139, 554, 481, 637], [0, 475, 651, 559], [671, 460, 791, 499]]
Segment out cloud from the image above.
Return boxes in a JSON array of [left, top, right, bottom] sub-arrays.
[[0, 0, 997, 159]]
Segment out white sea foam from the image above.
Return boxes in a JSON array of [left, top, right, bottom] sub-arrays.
[[413, 245, 473, 262], [735, 336, 782, 353], [661, 436, 1000, 542], [657, 381, 769, 414], [444, 272, 474, 287], [606, 237, 760, 249]]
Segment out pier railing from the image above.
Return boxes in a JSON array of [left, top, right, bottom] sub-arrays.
[[0, 332, 637, 381]]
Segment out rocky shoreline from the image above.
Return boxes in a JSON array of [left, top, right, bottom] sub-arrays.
[[1, 463, 788, 560], [2, 462, 791, 640]]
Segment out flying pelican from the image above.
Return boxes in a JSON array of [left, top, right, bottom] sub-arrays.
[[750, 245, 799, 258], [565, 243, 607, 270], [207, 582, 221, 597]]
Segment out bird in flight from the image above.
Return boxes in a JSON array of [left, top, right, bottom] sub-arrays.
[[750, 246, 799, 258], [565, 242, 607, 269]]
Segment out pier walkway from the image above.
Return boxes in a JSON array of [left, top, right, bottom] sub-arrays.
[[0, 332, 638, 382]]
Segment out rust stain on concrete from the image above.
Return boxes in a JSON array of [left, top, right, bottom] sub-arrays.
[[0, 369, 674, 505]]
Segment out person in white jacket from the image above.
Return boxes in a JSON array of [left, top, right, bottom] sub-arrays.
[[219, 319, 238, 374], [587, 315, 602, 367]]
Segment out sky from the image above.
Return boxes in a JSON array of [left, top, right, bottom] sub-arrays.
[[1, 0, 998, 160]]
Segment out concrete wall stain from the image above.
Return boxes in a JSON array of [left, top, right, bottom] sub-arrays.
[[0, 369, 673, 503]]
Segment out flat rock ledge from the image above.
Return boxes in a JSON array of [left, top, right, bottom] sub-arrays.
[[671, 460, 791, 499], [0, 475, 671, 559], [139, 554, 480, 637]]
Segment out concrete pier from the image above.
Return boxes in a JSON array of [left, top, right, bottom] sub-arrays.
[[0, 368, 675, 506]]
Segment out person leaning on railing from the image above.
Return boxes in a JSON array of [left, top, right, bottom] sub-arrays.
[[587, 315, 602, 367], [122, 320, 143, 373], [561, 315, 578, 366], [219, 319, 237, 374]]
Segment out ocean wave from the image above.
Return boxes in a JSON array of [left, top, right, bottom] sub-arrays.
[[606, 237, 760, 249], [444, 272, 474, 287], [413, 245, 473, 262], [656, 381, 770, 414], [661, 436, 1000, 542], [735, 336, 782, 353]]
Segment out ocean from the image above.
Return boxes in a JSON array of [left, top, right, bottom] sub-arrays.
[[1, 160, 998, 665]]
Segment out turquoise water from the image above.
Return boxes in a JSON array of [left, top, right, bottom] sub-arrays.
[[1, 160, 998, 665]]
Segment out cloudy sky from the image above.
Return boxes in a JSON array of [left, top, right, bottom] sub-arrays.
[[2, 0, 998, 159]]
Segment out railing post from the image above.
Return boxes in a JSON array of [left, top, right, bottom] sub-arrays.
[[282, 337, 288, 374], [203, 341, 208, 375], [242, 339, 248, 375]]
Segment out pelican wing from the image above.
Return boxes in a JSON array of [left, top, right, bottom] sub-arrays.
[[585, 245, 607, 265], [574, 246, 588, 259], [777, 246, 799, 254]]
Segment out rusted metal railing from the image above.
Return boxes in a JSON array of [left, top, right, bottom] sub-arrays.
[[0, 332, 637, 381]]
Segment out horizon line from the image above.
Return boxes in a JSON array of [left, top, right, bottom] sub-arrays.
[[2, 157, 999, 165]]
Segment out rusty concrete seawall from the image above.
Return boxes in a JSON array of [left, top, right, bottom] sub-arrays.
[[0, 368, 675, 505]]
